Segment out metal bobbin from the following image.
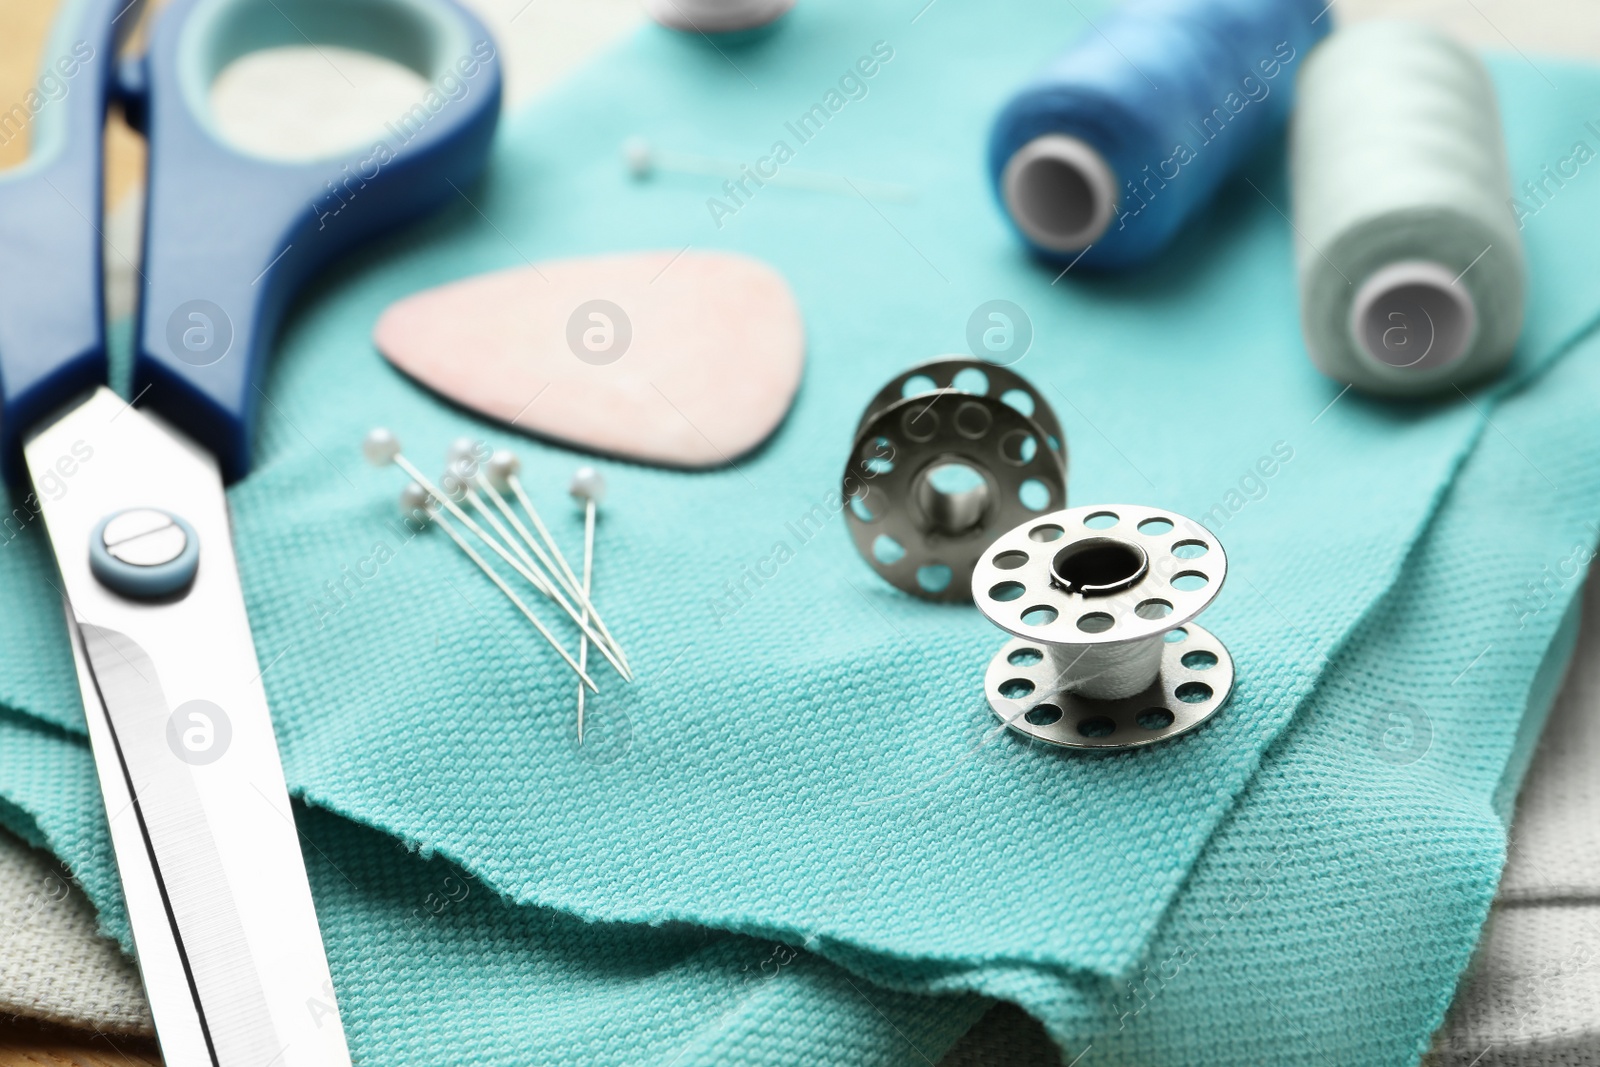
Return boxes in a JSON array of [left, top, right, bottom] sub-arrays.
[[843, 358, 1068, 602], [852, 358, 1067, 464], [971, 504, 1233, 750]]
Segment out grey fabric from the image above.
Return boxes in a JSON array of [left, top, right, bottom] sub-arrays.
[[1427, 904, 1600, 1067], [0, 825, 152, 1035], [1499, 627, 1600, 905], [1423, 574, 1600, 1067]]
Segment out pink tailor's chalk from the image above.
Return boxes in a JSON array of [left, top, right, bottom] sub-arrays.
[[374, 250, 805, 468]]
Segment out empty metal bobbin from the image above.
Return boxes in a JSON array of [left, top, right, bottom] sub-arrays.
[[843, 360, 1067, 602], [852, 357, 1067, 465], [970, 504, 1233, 750]]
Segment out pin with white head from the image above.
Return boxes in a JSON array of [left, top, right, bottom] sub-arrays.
[[396, 481, 598, 693], [569, 465, 607, 745], [365, 428, 623, 684], [487, 448, 632, 679], [442, 439, 542, 580], [620, 136, 916, 204], [365, 429, 542, 603], [622, 136, 656, 180], [433, 447, 632, 685], [440, 442, 632, 682]]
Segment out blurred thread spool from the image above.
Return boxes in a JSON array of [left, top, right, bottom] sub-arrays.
[[842, 358, 1067, 602], [1291, 21, 1525, 395], [987, 0, 1329, 270], [644, 0, 794, 34], [971, 504, 1232, 750]]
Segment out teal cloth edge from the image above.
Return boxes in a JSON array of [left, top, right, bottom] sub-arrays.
[[0, 715, 990, 1064]]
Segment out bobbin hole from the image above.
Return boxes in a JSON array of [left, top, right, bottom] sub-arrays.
[[1077, 716, 1116, 738], [1050, 538, 1148, 597], [1137, 708, 1175, 730], [1026, 704, 1063, 726], [999, 430, 1038, 466], [1351, 260, 1477, 373], [999, 678, 1035, 700], [952, 367, 990, 394], [1001, 135, 1118, 252], [858, 435, 895, 476], [914, 461, 991, 536], [1000, 389, 1035, 417]]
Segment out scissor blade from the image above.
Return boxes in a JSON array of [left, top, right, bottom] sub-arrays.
[[62, 598, 212, 1067], [78, 622, 281, 1065], [25, 387, 351, 1067]]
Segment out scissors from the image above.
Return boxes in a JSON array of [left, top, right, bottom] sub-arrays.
[[0, 0, 500, 1063]]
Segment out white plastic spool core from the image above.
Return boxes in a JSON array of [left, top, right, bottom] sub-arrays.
[[1000, 135, 1119, 253], [1349, 260, 1478, 374], [644, 0, 795, 33]]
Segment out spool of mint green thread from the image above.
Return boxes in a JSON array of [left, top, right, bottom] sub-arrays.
[[1290, 22, 1524, 396]]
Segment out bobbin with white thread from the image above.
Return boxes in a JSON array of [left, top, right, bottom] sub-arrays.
[[843, 360, 1066, 602], [971, 504, 1232, 749]]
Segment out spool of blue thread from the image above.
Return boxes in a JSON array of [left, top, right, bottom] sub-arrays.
[[987, 0, 1330, 270]]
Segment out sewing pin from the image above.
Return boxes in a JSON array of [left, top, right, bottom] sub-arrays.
[[570, 466, 605, 745], [445, 440, 587, 609], [399, 482, 598, 692], [363, 428, 630, 682], [439, 456, 634, 684], [621, 136, 917, 204], [478, 447, 632, 677]]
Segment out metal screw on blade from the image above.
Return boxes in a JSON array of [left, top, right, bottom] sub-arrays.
[[570, 466, 606, 745], [397, 481, 597, 692], [482, 447, 633, 678]]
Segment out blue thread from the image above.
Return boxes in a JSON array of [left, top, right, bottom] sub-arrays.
[[987, 0, 1330, 270]]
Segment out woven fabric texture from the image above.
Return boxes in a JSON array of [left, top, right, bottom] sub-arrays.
[[1, 1, 1600, 1062], [1427, 904, 1600, 1067], [0, 826, 151, 1035], [1424, 572, 1600, 1067], [0, 717, 986, 1064]]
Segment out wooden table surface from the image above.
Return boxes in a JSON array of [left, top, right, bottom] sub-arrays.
[[0, 1018, 158, 1067]]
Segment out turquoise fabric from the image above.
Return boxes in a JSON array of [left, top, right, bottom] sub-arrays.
[[2, 1, 1600, 1061]]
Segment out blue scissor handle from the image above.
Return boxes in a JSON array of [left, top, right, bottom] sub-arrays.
[[129, 0, 501, 482], [0, 0, 127, 481]]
